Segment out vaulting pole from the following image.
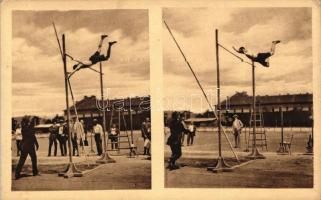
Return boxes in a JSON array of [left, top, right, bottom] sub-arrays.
[[96, 61, 115, 164], [59, 34, 83, 178]]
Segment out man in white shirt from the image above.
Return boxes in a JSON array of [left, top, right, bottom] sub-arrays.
[[187, 121, 196, 146], [92, 119, 103, 155], [232, 114, 243, 148], [15, 124, 23, 156], [72, 118, 85, 156], [109, 124, 119, 150]]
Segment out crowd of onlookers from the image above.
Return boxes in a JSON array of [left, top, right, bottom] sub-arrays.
[[12, 117, 152, 156], [12, 116, 152, 179]]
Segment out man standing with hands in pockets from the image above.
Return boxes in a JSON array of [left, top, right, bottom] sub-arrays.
[[232, 114, 243, 148]]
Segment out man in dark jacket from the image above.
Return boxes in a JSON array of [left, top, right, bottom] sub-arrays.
[[57, 122, 67, 156], [48, 122, 58, 156], [167, 112, 186, 170], [15, 116, 40, 179]]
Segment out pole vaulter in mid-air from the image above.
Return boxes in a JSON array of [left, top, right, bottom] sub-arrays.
[[233, 40, 281, 67], [68, 35, 117, 72]]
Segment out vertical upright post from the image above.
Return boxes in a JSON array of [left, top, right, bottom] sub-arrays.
[[217, 31, 222, 158], [246, 60, 265, 159], [63, 34, 72, 164], [96, 61, 115, 163], [129, 97, 134, 144], [59, 34, 82, 178], [277, 107, 287, 154], [118, 110, 121, 151], [118, 110, 121, 130], [281, 108, 284, 145], [208, 29, 232, 172], [90, 112, 95, 154], [311, 110, 313, 142], [252, 61, 256, 150]]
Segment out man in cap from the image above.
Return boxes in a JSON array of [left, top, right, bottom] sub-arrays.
[[232, 114, 243, 148]]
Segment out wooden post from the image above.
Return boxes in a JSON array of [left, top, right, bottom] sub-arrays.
[[245, 60, 265, 159], [208, 29, 232, 172], [90, 112, 95, 153], [252, 61, 256, 150], [59, 34, 82, 178], [277, 107, 288, 154], [281, 108, 284, 145], [96, 61, 115, 164], [129, 97, 134, 144]]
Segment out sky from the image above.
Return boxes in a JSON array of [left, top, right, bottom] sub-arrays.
[[12, 10, 149, 117], [163, 7, 312, 113]]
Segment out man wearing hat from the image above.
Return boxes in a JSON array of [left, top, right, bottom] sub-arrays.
[[232, 114, 243, 148]]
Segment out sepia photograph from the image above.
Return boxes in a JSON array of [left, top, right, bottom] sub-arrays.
[[163, 7, 314, 188], [1, 0, 320, 200], [11, 9, 151, 190]]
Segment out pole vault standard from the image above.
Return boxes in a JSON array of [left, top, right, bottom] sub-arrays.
[[58, 34, 83, 178], [164, 22, 239, 170], [53, 23, 83, 177], [207, 29, 232, 172], [215, 32, 266, 159], [96, 61, 115, 164], [245, 60, 265, 159]]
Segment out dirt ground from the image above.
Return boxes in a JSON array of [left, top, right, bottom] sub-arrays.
[[164, 152, 313, 188], [164, 128, 313, 188], [12, 156, 151, 190]]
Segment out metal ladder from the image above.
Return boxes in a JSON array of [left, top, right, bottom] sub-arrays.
[[107, 109, 132, 154], [248, 104, 268, 151]]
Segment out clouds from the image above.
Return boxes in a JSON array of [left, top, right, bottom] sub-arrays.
[[12, 10, 149, 117], [163, 7, 312, 112], [222, 8, 312, 42]]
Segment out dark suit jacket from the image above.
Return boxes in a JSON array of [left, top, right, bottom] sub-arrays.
[[168, 119, 185, 145], [20, 124, 38, 151]]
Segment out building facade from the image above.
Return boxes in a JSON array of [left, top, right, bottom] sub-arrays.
[[64, 95, 151, 131], [221, 92, 313, 127]]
